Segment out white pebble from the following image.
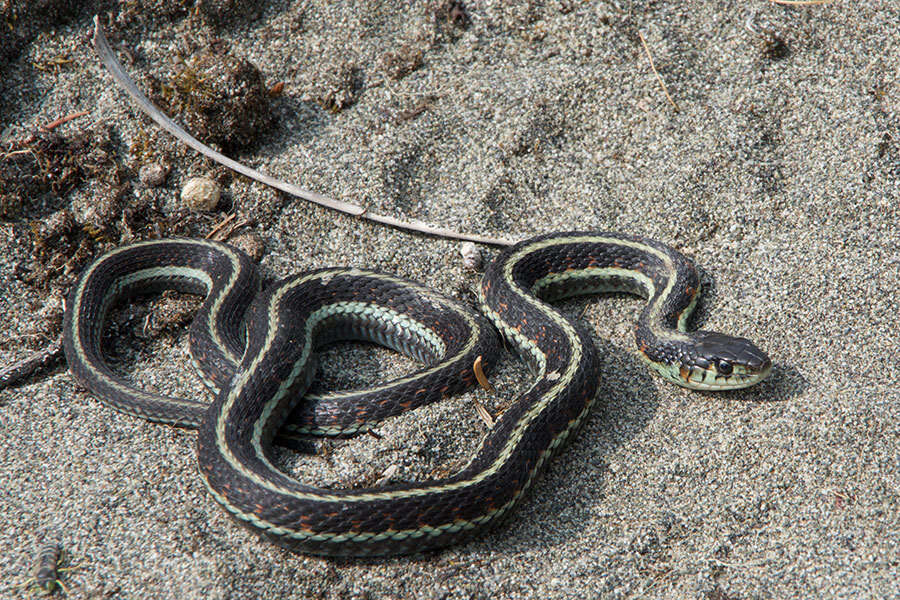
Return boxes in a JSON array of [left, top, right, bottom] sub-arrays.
[[229, 231, 265, 262], [376, 464, 400, 486], [181, 177, 221, 211]]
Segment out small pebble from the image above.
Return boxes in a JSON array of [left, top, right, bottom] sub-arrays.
[[37, 294, 64, 319], [139, 163, 168, 188], [459, 242, 482, 271], [181, 177, 221, 211]]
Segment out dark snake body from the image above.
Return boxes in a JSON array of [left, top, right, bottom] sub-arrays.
[[60, 232, 770, 556]]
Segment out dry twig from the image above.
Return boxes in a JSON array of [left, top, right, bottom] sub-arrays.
[[473, 400, 495, 428], [205, 213, 236, 239], [638, 31, 679, 112], [41, 111, 89, 132], [769, 0, 835, 5]]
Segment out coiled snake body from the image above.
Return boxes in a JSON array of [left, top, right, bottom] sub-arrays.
[[62, 232, 771, 556]]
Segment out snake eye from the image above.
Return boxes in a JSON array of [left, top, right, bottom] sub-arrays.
[[716, 360, 733, 376]]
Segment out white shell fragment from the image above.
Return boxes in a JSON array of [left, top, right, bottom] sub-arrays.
[[459, 241, 482, 271]]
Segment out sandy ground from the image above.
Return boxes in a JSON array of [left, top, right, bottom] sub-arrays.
[[1, 1, 898, 598]]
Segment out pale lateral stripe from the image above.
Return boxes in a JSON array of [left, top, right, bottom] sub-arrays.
[[676, 282, 701, 332], [207, 245, 588, 535], [69, 239, 243, 414], [248, 300, 452, 476], [204, 368, 602, 544], [206, 254, 585, 546], [521, 234, 691, 342]]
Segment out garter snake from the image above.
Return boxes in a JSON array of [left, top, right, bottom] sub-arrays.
[[61, 232, 771, 556]]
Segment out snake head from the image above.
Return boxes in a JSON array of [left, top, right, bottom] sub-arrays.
[[677, 331, 772, 391]]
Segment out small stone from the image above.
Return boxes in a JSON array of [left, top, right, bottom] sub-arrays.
[[37, 293, 65, 331], [459, 241, 482, 271], [304, 61, 362, 113], [181, 177, 221, 211], [196, 0, 261, 28], [35, 209, 75, 239], [380, 43, 425, 80], [139, 162, 168, 188]]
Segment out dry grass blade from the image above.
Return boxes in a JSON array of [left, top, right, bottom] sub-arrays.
[[473, 400, 495, 428], [638, 31, 679, 112], [471, 355, 495, 426], [472, 355, 494, 392]]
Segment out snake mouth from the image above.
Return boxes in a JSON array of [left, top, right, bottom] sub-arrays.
[[679, 359, 773, 391], [645, 354, 772, 391]]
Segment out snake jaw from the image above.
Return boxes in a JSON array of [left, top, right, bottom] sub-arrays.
[[675, 362, 772, 391]]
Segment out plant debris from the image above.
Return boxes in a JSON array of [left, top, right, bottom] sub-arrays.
[[380, 43, 425, 81], [0, 126, 121, 220], [0, 0, 80, 62], [150, 46, 274, 153], [431, 0, 471, 37], [196, 0, 262, 29]]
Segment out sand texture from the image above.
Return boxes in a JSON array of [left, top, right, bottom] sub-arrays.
[[1, 1, 898, 598]]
